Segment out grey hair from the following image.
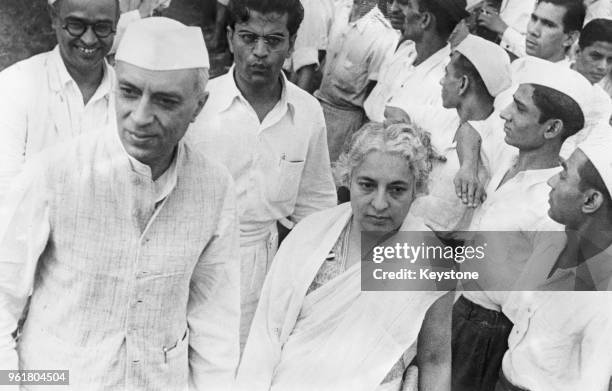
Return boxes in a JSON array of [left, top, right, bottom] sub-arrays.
[[333, 121, 437, 196], [195, 67, 209, 97]]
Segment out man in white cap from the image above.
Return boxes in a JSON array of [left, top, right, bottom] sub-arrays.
[[188, 0, 336, 349], [452, 57, 592, 391], [0, 0, 170, 200], [0, 17, 239, 390], [493, 134, 612, 390], [440, 34, 515, 211]]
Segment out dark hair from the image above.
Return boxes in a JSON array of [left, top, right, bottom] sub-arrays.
[[228, 0, 304, 36], [452, 52, 492, 99], [416, 0, 465, 40], [578, 155, 612, 207], [531, 84, 585, 141], [537, 0, 585, 33], [578, 18, 612, 49]]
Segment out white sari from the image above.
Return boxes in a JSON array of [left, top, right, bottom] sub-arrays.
[[236, 203, 445, 391]]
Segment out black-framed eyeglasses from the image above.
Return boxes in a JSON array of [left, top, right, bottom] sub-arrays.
[[62, 18, 116, 39]]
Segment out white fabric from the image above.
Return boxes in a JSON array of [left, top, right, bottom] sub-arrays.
[[116, 16, 209, 70], [187, 69, 336, 345], [284, 0, 331, 73], [315, 1, 398, 109], [0, 46, 114, 200], [517, 56, 593, 119], [498, 0, 537, 57], [236, 203, 446, 391], [461, 159, 565, 311], [363, 39, 417, 122], [502, 291, 612, 391], [577, 129, 612, 196], [455, 34, 512, 97], [0, 128, 240, 389], [561, 84, 612, 158], [585, 0, 612, 24]]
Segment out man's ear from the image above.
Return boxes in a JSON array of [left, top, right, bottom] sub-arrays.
[[49, 3, 60, 29], [226, 26, 235, 54], [563, 30, 579, 51], [287, 33, 297, 58], [459, 75, 470, 96], [543, 118, 564, 140], [582, 188, 605, 215], [192, 91, 209, 122], [421, 11, 434, 31]]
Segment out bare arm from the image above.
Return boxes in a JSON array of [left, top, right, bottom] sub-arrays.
[[454, 122, 486, 207], [417, 291, 453, 391]]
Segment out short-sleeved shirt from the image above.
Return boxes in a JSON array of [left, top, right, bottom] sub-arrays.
[[315, 2, 398, 109]]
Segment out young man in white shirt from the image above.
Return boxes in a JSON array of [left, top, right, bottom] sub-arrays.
[[188, 0, 337, 349], [452, 58, 593, 391], [495, 134, 612, 390]]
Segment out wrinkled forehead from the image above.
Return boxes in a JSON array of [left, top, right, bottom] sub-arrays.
[[533, 1, 568, 25], [116, 61, 200, 94]]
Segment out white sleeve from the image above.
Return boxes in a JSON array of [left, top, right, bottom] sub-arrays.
[[0, 163, 50, 370], [500, 26, 527, 58], [187, 176, 240, 390]]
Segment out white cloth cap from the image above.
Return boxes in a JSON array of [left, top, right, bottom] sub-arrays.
[[516, 56, 593, 124], [454, 34, 511, 97], [116, 17, 209, 70], [577, 124, 612, 196]]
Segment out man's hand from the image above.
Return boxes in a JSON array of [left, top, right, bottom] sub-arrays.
[[477, 5, 508, 35], [454, 166, 486, 208]]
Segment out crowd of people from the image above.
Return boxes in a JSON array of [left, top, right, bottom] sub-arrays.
[[1, 0, 612, 390]]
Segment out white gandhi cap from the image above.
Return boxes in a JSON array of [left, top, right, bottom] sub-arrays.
[[454, 34, 511, 97], [116, 16, 209, 70], [516, 56, 592, 125], [577, 124, 612, 197]]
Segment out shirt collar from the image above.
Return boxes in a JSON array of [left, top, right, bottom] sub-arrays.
[[217, 65, 296, 121], [416, 44, 451, 73], [49, 45, 113, 98], [113, 127, 182, 204]]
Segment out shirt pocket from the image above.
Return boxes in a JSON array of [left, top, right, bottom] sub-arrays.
[[164, 327, 189, 362], [332, 58, 366, 94], [269, 159, 305, 204]]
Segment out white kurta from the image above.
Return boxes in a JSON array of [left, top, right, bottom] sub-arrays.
[[187, 69, 337, 347], [236, 204, 446, 391], [0, 129, 240, 390], [0, 46, 114, 199]]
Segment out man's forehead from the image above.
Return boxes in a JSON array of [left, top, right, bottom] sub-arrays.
[[116, 61, 197, 94], [57, 0, 118, 19], [235, 10, 290, 35], [534, 1, 567, 25]]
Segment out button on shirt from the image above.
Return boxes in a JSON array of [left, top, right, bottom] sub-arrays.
[[0, 46, 114, 198], [461, 160, 565, 311], [315, 2, 398, 109], [188, 68, 337, 243], [363, 39, 417, 122], [502, 291, 612, 391]]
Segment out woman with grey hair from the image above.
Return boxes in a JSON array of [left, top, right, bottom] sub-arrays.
[[236, 122, 453, 391]]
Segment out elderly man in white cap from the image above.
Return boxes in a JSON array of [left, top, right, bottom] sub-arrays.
[[451, 57, 593, 391], [0, 0, 171, 201], [188, 0, 337, 350], [493, 134, 612, 390], [0, 17, 239, 390]]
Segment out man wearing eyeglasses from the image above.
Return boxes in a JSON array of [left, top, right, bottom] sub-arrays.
[[0, 0, 120, 200], [187, 0, 337, 350]]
